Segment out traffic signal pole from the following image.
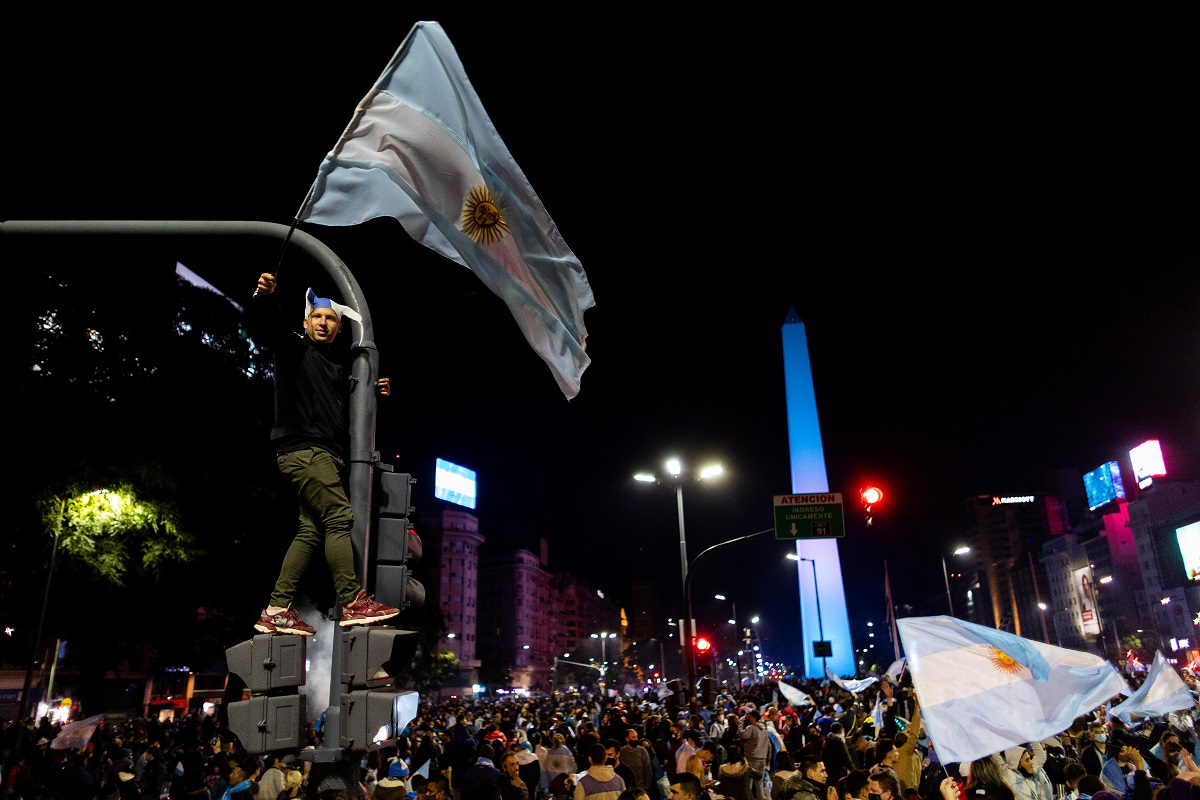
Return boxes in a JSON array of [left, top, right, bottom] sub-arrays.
[[3, 221, 393, 774], [682, 527, 775, 695]]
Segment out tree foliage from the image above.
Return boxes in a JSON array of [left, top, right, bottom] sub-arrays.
[[39, 485, 194, 586]]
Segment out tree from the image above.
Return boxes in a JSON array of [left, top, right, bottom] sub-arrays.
[[41, 484, 193, 586]]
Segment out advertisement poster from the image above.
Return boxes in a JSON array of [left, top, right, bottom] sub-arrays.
[[1176, 520, 1200, 582], [1075, 566, 1100, 635]]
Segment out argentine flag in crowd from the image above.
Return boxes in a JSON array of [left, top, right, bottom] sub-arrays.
[[898, 615, 1129, 764], [825, 666, 879, 695], [1109, 650, 1196, 723], [298, 21, 593, 399], [777, 681, 813, 706], [886, 657, 906, 684]]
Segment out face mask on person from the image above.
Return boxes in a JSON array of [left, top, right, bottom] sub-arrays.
[[1094, 735, 1107, 744], [869, 794, 881, 800]]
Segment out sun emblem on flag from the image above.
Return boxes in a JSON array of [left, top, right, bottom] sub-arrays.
[[461, 185, 509, 246], [988, 646, 1023, 674]]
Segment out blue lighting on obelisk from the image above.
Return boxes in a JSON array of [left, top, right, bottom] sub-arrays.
[[782, 308, 854, 678]]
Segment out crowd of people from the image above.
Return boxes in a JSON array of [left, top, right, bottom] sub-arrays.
[[5, 667, 1200, 800]]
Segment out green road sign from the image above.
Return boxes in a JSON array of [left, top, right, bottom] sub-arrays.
[[773, 493, 845, 540]]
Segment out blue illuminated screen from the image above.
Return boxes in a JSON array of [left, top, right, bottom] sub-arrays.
[[434, 458, 477, 509], [1082, 460, 1126, 511]]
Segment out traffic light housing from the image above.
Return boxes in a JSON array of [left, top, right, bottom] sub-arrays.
[[694, 636, 712, 654], [697, 675, 716, 706], [339, 626, 420, 752], [224, 634, 307, 754], [664, 678, 687, 714], [370, 468, 425, 612], [860, 486, 883, 527]]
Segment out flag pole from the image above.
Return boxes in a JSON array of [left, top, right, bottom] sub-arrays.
[[885, 561, 901, 661], [251, 217, 302, 299]]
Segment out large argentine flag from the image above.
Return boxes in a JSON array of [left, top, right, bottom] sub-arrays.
[[897, 616, 1128, 764], [1109, 650, 1196, 723], [299, 21, 594, 399]]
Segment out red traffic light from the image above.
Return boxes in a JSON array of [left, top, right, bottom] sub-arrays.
[[860, 486, 883, 506], [695, 636, 712, 652]]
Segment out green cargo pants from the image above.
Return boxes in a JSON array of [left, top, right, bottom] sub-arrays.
[[269, 446, 361, 608]]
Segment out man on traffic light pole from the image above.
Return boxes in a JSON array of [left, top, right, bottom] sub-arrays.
[[248, 272, 400, 635]]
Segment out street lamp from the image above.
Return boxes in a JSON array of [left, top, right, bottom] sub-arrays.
[[799, 558, 826, 673], [750, 616, 764, 679], [591, 632, 617, 691], [715, 594, 740, 685], [1086, 571, 1110, 657], [634, 457, 724, 688], [942, 546, 970, 617]]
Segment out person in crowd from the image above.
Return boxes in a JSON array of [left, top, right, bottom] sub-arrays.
[[667, 773, 703, 800], [225, 755, 261, 800], [739, 711, 771, 800], [790, 756, 832, 800], [139, 745, 167, 800], [498, 749, 531, 800], [546, 733, 578, 799], [374, 759, 414, 800], [618, 789, 650, 800], [846, 734, 871, 773], [889, 727, 922, 796], [248, 273, 399, 635], [867, 766, 905, 800], [1081, 727, 1108, 779], [281, 767, 304, 800], [577, 723, 602, 770], [607, 740, 638, 797], [717, 746, 755, 800], [463, 744, 503, 800], [1003, 743, 1054, 800], [710, 713, 729, 745], [675, 733, 702, 781], [836, 770, 869, 800], [822, 723, 855, 789], [574, 743, 625, 800], [422, 775, 451, 800], [1074, 775, 1106, 800], [1061, 761, 1088, 800], [258, 752, 291, 800], [964, 755, 1016, 800], [515, 743, 541, 800], [620, 729, 652, 795]]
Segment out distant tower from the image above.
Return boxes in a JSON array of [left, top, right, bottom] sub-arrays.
[[782, 309, 854, 678]]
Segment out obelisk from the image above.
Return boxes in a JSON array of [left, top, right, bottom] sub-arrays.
[[782, 308, 854, 678]]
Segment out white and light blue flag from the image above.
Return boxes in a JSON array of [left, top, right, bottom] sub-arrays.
[[886, 657, 906, 684], [298, 21, 594, 399], [825, 666, 878, 695], [1109, 650, 1195, 723], [897, 615, 1128, 764], [50, 714, 105, 750], [777, 681, 813, 707]]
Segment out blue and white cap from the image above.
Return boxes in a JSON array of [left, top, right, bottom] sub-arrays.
[[305, 288, 362, 325]]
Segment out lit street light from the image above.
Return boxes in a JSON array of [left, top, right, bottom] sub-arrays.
[[634, 457, 724, 688], [799, 557, 826, 673], [942, 546, 970, 617], [591, 631, 618, 691], [715, 594, 741, 685]]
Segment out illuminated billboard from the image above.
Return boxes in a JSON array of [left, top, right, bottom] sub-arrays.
[[1176, 521, 1200, 582], [1130, 439, 1168, 487], [1074, 566, 1101, 635], [434, 458, 477, 509], [1083, 461, 1126, 511]]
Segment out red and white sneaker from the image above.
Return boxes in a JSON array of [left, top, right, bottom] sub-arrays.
[[255, 606, 316, 636], [340, 590, 400, 627]]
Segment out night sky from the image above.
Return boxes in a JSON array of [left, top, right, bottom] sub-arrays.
[[4, 13, 1198, 667]]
